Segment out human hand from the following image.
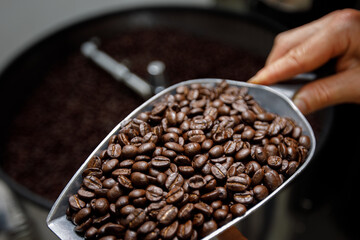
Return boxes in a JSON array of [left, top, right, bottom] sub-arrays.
[[248, 9, 360, 115]]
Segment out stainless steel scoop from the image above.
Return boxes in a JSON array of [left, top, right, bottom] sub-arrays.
[[46, 78, 316, 240]]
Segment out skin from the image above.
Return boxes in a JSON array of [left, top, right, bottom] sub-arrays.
[[248, 9, 360, 115]]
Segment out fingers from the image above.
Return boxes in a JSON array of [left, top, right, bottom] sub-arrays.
[[248, 26, 348, 85], [266, 15, 332, 65], [293, 67, 360, 115]]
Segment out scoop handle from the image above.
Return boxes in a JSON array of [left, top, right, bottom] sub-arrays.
[[268, 73, 316, 99]]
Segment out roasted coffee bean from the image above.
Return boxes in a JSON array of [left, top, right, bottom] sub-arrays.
[[165, 173, 184, 190], [107, 185, 122, 202], [124, 229, 137, 240], [98, 223, 125, 237], [194, 202, 213, 217], [73, 207, 92, 225], [188, 175, 206, 190], [267, 156, 283, 169], [299, 135, 311, 149], [132, 161, 149, 172], [166, 186, 185, 204], [163, 132, 179, 143], [253, 185, 269, 200], [122, 145, 138, 158], [127, 208, 146, 229], [235, 148, 251, 161], [74, 218, 93, 234], [201, 189, 220, 202], [164, 142, 184, 152], [178, 203, 194, 220], [151, 156, 171, 169], [211, 163, 227, 180], [252, 168, 265, 185], [192, 213, 204, 227], [264, 169, 282, 192], [102, 178, 117, 189], [233, 191, 254, 205], [83, 175, 102, 190], [177, 220, 193, 240], [115, 196, 129, 210], [174, 155, 191, 166], [107, 144, 122, 158], [230, 203, 247, 217], [213, 208, 228, 221], [130, 172, 149, 188], [226, 174, 251, 192], [209, 145, 224, 158], [138, 142, 156, 155], [117, 175, 133, 189], [137, 221, 157, 235], [192, 154, 208, 169], [94, 198, 110, 216], [199, 220, 217, 238], [87, 156, 102, 169], [146, 185, 164, 202], [98, 236, 116, 240], [178, 166, 195, 177], [85, 226, 98, 239], [77, 189, 95, 201], [120, 205, 135, 216], [157, 205, 178, 225], [184, 142, 201, 157], [161, 220, 179, 240], [201, 139, 214, 151]]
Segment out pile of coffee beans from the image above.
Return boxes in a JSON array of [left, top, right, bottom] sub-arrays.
[[66, 81, 311, 240]]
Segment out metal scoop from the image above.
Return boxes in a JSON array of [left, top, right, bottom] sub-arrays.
[[46, 78, 316, 240]]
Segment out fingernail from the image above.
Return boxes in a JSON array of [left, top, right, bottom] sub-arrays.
[[293, 97, 307, 114]]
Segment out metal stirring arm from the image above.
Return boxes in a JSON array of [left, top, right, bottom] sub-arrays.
[[81, 41, 153, 100]]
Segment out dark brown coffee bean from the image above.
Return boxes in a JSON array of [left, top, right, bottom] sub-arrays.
[[201, 189, 220, 202], [130, 172, 149, 188], [87, 156, 102, 169], [161, 220, 179, 240], [144, 228, 160, 240], [233, 190, 254, 205], [253, 185, 269, 200], [164, 142, 184, 152], [213, 208, 228, 221], [107, 185, 123, 202], [151, 156, 171, 169], [226, 174, 251, 192], [85, 226, 98, 239], [209, 145, 224, 158], [115, 196, 129, 210], [199, 220, 217, 238], [264, 169, 282, 192], [157, 205, 178, 225], [77, 189, 95, 201], [74, 218, 93, 234], [98, 223, 125, 237], [230, 203, 247, 217], [194, 202, 213, 217], [192, 154, 208, 169], [186, 130, 206, 143], [192, 213, 204, 227], [124, 229, 137, 240], [174, 155, 191, 166], [188, 175, 206, 190], [166, 186, 185, 204], [178, 166, 195, 177], [299, 135, 311, 149], [211, 163, 227, 180], [201, 139, 214, 151], [83, 175, 102, 191], [286, 161, 298, 176], [267, 155, 283, 169], [102, 178, 117, 189], [120, 205, 135, 216], [117, 175, 133, 189], [165, 173, 184, 190], [107, 144, 122, 158], [146, 185, 164, 202], [137, 221, 157, 235], [127, 208, 146, 229], [184, 142, 201, 157], [252, 168, 265, 186], [178, 203, 194, 220], [73, 207, 92, 225], [177, 220, 193, 240], [122, 145, 138, 158], [235, 148, 251, 161], [163, 132, 179, 143], [138, 142, 156, 155], [98, 236, 116, 240], [132, 161, 149, 172], [93, 198, 109, 216]]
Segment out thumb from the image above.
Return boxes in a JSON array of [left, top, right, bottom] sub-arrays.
[[293, 67, 360, 115]]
